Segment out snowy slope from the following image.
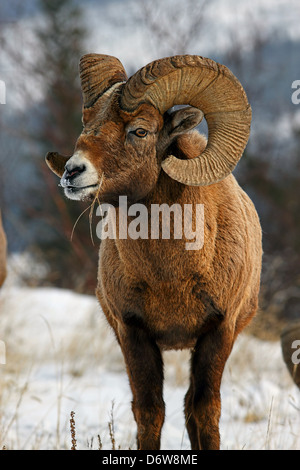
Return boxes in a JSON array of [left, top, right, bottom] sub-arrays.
[[1, 0, 300, 450], [0, 265, 299, 450]]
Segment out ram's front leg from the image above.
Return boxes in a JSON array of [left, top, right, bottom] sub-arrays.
[[185, 322, 234, 450], [118, 317, 165, 450]]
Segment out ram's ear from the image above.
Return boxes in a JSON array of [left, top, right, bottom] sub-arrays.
[[169, 107, 204, 138], [45, 152, 70, 178]]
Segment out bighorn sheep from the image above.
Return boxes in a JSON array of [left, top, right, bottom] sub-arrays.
[[0, 210, 7, 287], [46, 54, 262, 450]]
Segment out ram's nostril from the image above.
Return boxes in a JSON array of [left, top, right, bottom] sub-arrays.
[[65, 163, 86, 177]]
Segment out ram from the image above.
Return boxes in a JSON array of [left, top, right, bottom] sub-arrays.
[[0, 210, 7, 288], [46, 54, 262, 450]]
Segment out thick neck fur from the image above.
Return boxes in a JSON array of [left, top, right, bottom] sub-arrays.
[[110, 132, 219, 284]]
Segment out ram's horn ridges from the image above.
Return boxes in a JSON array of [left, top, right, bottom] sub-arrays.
[[80, 54, 128, 108], [120, 55, 251, 186]]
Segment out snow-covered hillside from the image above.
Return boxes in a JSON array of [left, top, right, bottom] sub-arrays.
[[0, 263, 299, 450], [1, 0, 300, 451]]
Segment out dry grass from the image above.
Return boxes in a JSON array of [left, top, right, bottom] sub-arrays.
[[68, 404, 127, 451], [69, 411, 77, 450], [1, 270, 299, 450]]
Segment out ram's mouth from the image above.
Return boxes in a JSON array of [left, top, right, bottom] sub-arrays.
[[62, 183, 98, 191], [63, 183, 99, 201]]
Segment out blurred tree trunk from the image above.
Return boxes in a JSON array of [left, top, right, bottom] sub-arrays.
[[32, 0, 99, 293], [0, 0, 99, 293]]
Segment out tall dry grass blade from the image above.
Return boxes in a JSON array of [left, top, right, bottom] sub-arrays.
[[70, 204, 93, 242], [265, 396, 274, 449], [70, 411, 77, 450], [108, 401, 116, 450], [70, 173, 104, 245], [2, 371, 32, 446], [87, 173, 104, 246]]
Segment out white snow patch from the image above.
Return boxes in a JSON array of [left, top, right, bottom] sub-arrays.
[[0, 263, 299, 450]]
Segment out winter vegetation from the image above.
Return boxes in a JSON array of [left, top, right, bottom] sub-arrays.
[[0, 0, 300, 450], [0, 263, 300, 450]]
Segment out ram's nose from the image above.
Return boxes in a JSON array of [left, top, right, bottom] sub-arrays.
[[65, 162, 86, 178], [61, 162, 86, 187]]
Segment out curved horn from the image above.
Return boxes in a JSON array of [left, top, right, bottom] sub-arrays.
[[120, 55, 251, 186], [79, 54, 127, 108]]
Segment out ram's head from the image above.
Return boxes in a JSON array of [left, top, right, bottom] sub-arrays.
[[46, 54, 251, 205]]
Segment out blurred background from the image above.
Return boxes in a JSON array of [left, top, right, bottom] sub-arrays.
[[0, 0, 300, 339]]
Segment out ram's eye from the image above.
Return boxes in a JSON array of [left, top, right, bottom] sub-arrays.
[[132, 128, 148, 138]]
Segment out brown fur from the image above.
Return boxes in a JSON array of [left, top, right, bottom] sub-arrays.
[[47, 96, 262, 450], [97, 163, 262, 450], [0, 211, 7, 287]]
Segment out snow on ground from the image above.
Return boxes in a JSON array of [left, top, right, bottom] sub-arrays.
[[0, 263, 300, 450]]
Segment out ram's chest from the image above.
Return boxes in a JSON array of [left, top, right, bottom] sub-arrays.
[[98, 240, 224, 349], [135, 280, 221, 350]]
